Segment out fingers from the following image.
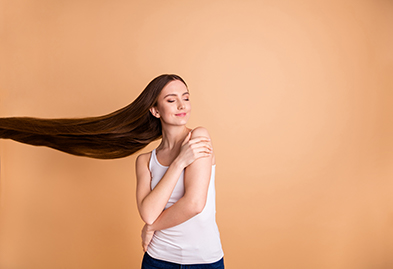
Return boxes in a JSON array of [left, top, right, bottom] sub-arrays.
[[142, 238, 148, 252], [181, 132, 192, 146], [189, 142, 213, 158], [181, 136, 212, 153], [194, 150, 213, 159], [189, 141, 213, 153], [188, 135, 211, 145], [141, 224, 154, 252], [142, 238, 148, 251], [183, 134, 212, 153], [178, 134, 214, 167], [188, 136, 212, 149]]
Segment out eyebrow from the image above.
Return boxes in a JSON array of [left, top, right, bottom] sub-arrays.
[[164, 92, 190, 98]]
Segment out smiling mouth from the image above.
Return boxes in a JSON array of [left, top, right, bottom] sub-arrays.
[[175, 113, 187, 117]]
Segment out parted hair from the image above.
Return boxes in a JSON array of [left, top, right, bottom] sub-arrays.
[[0, 74, 187, 159]]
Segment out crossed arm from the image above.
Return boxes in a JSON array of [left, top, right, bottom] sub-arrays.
[[135, 127, 214, 251]]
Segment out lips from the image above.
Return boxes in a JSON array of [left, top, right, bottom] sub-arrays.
[[175, 113, 187, 117]]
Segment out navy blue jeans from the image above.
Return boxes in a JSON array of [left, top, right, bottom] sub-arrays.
[[141, 252, 224, 269]]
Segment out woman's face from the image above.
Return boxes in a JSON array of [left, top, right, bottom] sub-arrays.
[[151, 80, 191, 126]]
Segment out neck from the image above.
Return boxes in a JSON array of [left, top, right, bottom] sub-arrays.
[[159, 125, 190, 150]]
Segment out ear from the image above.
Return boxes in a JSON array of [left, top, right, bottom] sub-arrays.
[[149, 107, 160, 118]]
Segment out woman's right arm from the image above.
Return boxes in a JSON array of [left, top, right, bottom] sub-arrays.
[[135, 133, 212, 225], [135, 153, 184, 225]]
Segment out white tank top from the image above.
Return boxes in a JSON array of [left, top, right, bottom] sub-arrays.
[[147, 148, 224, 264]]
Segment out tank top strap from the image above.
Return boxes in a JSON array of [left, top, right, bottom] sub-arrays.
[[149, 149, 156, 171], [150, 148, 169, 170]]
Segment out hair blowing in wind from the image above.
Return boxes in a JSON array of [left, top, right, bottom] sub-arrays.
[[0, 74, 187, 159]]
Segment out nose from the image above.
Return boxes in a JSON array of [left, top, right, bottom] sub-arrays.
[[178, 101, 185, 110]]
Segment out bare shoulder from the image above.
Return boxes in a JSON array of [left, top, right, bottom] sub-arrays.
[[135, 152, 152, 168], [191, 126, 215, 164], [191, 126, 211, 139]]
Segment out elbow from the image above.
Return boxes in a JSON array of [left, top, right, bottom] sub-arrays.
[[140, 211, 156, 226], [188, 199, 206, 215], [143, 218, 155, 226]]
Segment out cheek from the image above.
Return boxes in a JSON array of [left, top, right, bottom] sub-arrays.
[[156, 102, 169, 113], [160, 105, 176, 117]]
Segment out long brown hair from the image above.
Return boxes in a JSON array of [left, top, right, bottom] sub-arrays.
[[0, 74, 187, 159]]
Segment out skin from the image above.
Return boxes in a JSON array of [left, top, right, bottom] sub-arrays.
[[135, 80, 215, 252]]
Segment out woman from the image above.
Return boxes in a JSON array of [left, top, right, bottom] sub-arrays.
[[0, 74, 224, 268]]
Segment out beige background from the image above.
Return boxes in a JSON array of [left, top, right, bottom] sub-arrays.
[[1, 0, 392, 268]]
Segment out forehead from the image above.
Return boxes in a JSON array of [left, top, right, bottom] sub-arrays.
[[160, 80, 188, 97]]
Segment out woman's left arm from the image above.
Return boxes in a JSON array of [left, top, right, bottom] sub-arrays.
[[141, 127, 214, 251]]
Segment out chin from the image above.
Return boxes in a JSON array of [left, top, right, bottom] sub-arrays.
[[174, 116, 190, 124], [176, 120, 188, 126]]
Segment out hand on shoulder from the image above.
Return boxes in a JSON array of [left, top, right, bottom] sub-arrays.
[[175, 126, 213, 169], [190, 127, 215, 165]]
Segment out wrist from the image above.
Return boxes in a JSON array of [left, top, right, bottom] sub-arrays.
[[146, 223, 155, 232], [172, 158, 185, 170]]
